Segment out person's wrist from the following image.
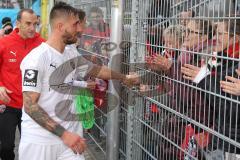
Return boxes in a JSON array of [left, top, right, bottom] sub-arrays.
[[53, 124, 66, 138], [61, 130, 66, 136], [61, 130, 70, 142], [120, 74, 127, 82]]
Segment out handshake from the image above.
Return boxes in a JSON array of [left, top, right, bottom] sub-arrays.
[[72, 72, 140, 89], [122, 72, 140, 87]]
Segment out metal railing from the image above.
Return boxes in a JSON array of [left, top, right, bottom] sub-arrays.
[[75, 0, 240, 159]]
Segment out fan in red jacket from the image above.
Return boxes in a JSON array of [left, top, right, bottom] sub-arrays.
[[0, 9, 44, 160]]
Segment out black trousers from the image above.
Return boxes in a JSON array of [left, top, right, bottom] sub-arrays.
[[0, 106, 22, 160]]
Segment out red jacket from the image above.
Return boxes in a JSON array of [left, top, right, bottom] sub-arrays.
[[80, 21, 110, 49], [0, 28, 45, 109]]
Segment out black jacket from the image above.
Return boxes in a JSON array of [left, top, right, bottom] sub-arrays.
[[198, 51, 240, 153]]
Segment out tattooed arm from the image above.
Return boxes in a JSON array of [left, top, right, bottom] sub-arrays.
[[23, 91, 65, 137], [87, 65, 140, 87], [23, 91, 86, 154]]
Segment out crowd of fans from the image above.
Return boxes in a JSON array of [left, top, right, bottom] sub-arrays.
[[140, 0, 240, 160], [0, 0, 240, 160], [74, 1, 240, 159]]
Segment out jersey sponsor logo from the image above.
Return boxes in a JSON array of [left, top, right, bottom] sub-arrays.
[[23, 69, 38, 87]]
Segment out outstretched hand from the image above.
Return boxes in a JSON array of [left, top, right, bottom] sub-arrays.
[[145, 53, 172, 71], [122, 72, 140, 87], [220, 69, 240, 96], [86, 80, 97, 90], [181, 64, 201, 81]]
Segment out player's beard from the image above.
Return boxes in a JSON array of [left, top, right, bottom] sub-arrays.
[[62, 30, 78, 45]]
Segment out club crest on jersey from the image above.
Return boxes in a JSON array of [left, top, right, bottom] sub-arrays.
[[23, 69, 38, 87]]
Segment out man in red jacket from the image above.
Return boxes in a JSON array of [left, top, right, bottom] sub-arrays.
[[0, 9, 44, 160]]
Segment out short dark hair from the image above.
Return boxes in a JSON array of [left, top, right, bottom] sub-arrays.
[[50, 2, 79, 24], [78, 9, 86, 22], [17, 9, 35, 21], [2, 17, 13, 29]]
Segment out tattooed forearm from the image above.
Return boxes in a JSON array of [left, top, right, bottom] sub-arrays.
[[23, 92, 66, 137], [88, 65, 126, 81]]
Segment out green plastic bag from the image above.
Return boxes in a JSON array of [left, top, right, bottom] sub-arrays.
[[75, 89, 95, 129]]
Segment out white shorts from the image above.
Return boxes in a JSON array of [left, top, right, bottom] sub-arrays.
[[19, 142, 85, 160]]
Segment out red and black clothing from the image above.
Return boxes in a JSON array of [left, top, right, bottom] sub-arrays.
[[198, 43, 240, 154], [80, 20, 110, 54]]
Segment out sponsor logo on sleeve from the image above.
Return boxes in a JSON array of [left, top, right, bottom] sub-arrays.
[[23, 69, 38, 87]]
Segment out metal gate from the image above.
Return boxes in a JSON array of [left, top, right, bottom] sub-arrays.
[[74, 0, 240, 159]]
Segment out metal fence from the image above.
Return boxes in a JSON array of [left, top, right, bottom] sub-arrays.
[[75, 0, 240, 160], [73, 1, 112, 159]]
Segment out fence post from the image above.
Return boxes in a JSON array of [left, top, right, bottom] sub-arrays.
[[125, 0, 139, 159], [106, 0, 123, 160]]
